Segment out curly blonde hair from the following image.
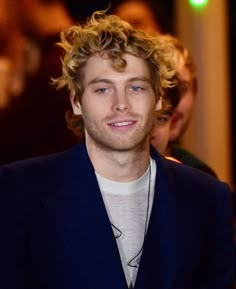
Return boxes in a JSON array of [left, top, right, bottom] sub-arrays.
[[52, 10, 177, 137]]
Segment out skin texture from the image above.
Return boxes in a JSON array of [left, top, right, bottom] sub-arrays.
[[71, 53, 158, 181], [151, 111, 171, 154]]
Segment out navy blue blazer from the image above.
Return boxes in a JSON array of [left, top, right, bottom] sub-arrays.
[[0, 143, 234, 289]]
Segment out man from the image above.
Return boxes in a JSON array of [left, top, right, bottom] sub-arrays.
[[0, 11, 234, 289], [151, 69, 180, 156], [151, 34, 218, 178]]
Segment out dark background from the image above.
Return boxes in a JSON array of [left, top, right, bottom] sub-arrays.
[[65, 0, 175, 33]]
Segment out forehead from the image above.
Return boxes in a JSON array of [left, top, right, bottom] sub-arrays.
[[82, 53, 152, 83]]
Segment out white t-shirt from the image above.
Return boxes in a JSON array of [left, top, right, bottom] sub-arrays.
[[95, 158, 156, 287]]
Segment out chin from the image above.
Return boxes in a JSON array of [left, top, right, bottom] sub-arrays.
[[169, 132, 180, 143], [103, 138, 149, 152]]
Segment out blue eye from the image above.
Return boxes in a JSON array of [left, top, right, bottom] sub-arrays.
[[131, 86, 143, 91], [96, 88, 109, 93]]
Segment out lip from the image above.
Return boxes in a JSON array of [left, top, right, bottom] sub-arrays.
[[107, 120, 137, 128]]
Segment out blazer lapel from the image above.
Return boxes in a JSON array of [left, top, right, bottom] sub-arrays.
[[135, 150, 180, 289], [43, 144, 128, 289]]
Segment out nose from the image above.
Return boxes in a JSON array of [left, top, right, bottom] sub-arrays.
[[112, 91, 131, 112]]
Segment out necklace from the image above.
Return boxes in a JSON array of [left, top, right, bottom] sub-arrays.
[[127, 159, 152, 268], [110, 159, 152, 268]]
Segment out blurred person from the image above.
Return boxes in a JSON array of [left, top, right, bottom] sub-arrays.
[[151, 106, 173, 155], [151, 87, 180, 155], [167, 37, 196, 144], [151, 34, 218, 178], [0, 0, 28, 108], [0, 0, 77, 165], [165, 35, 218, 177], [22, 0, 74, 41], [0, 11, 233, 289], [111, 0, 161, 33]]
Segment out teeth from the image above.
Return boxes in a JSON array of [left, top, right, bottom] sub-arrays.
[[111, 121, 133, 126]]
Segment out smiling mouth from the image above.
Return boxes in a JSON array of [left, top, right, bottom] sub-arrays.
[[109, 121, 135, 127]]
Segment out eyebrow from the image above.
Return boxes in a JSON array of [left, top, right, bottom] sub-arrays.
[[128, 77, 152, 84], [87, 76, 152, 86]]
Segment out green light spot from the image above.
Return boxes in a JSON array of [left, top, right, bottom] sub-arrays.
[[189, 0, 208, 9]]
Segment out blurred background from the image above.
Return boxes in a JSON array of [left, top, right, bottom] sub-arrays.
[[0, 0, 235, 190]]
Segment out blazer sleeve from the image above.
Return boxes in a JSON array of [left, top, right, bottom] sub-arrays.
[[0, 167, 31, 289], [206, 182, 234, 289]]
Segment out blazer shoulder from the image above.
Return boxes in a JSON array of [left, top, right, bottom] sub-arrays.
[[0, 149, 66, 176], [0, 146, 79, 193], [151, 146, 230, 201], [164, 155, 230, 198], [0, 143, 89, 190]]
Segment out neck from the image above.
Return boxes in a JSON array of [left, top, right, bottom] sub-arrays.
[[86, 142, 150, 182], [165, 145, 172, 157]]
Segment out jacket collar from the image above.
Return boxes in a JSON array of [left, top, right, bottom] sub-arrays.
[[58, 143, 128, 288]]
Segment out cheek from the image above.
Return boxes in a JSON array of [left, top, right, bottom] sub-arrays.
[[81, 99, 105, 117], [138, 94, 156, 110], [151, 126, 170, 154], [180, 94, 195, 114]]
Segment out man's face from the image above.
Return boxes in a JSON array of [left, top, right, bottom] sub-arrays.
[[71, 53, 157, 152], [169, 57, 195, 143], [151, 109, 172, 155]]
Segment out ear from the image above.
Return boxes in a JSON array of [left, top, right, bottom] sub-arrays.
[[70, 94, 82, 115], [155, 97, 162, 111]]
